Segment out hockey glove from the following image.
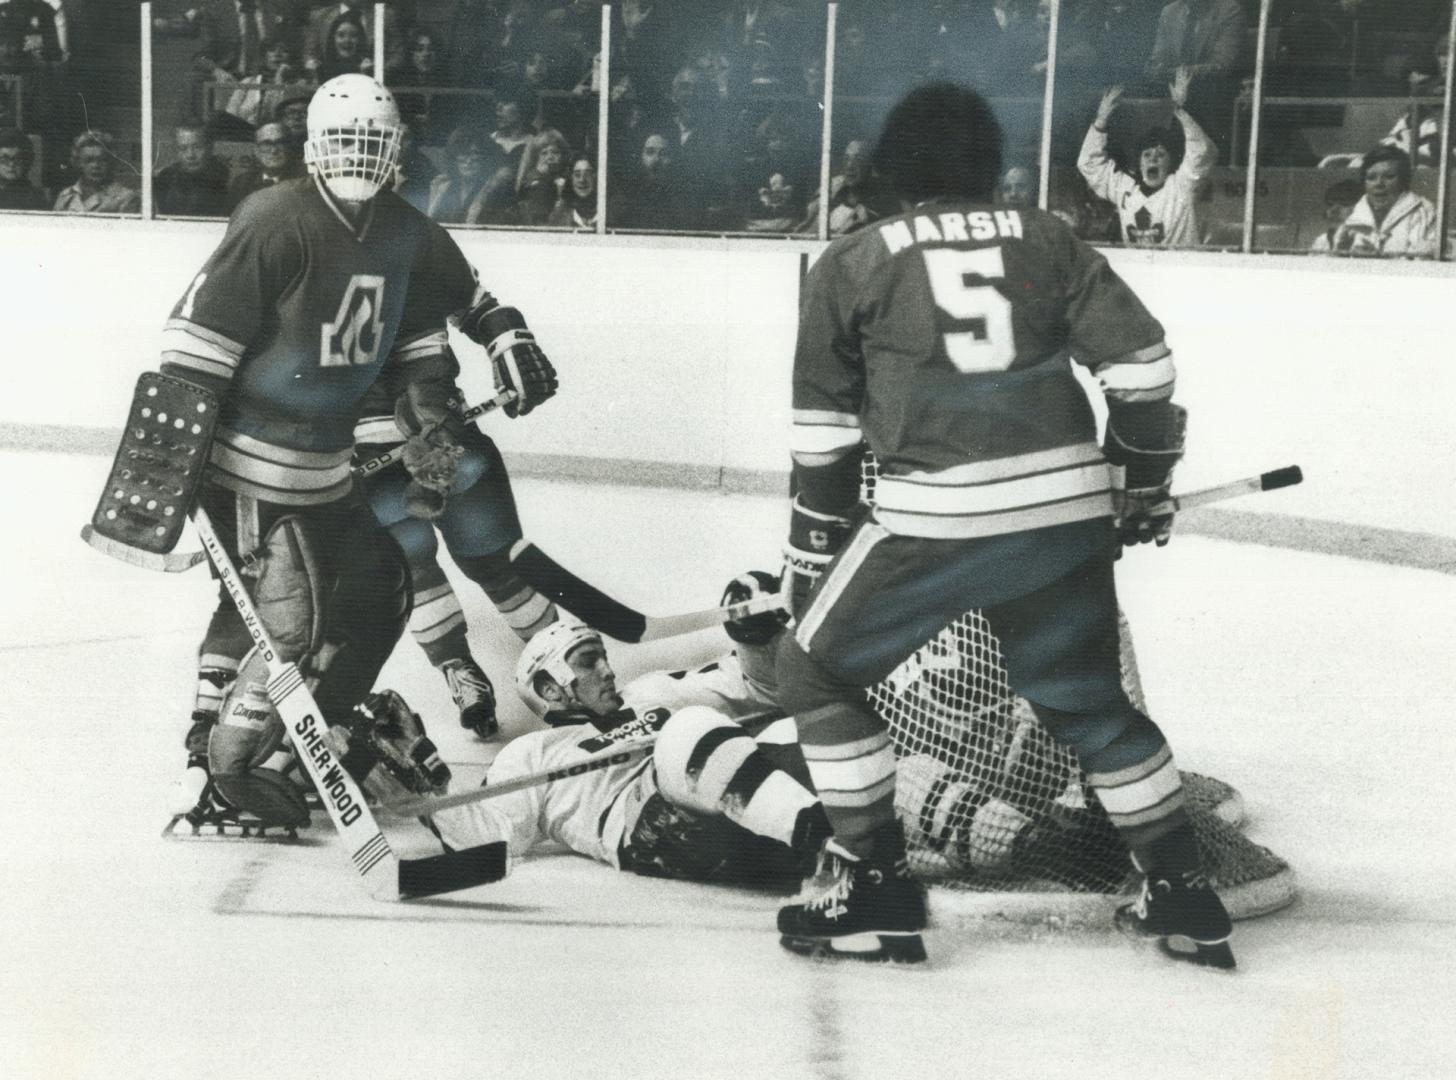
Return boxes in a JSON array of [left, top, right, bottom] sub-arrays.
[[334, 690, 451, 801], [459, 295, 559, 418], [783, 497, 855, 620], [1104, 404, 1187, 549], [401, 427, 464, 520], [720, 570, 790, 646]]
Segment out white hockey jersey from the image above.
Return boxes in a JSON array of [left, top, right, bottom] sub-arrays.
[[429, 654, 780, 867], [1077, 112, 1214, 248]]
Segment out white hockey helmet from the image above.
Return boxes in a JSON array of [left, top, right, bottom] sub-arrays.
[[515, 620, 604, 714], [304, 74, 402, 202]]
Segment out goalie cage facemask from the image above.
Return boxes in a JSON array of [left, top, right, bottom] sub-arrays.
[[304, 74, 402, 203]]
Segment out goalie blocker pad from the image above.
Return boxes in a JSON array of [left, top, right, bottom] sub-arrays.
[[87, 372, 219, 555]]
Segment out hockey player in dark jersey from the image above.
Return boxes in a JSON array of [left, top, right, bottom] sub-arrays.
[[165, 74, 559, 829], [774, 83, 1233, 968], [354, 384, 559, 740]]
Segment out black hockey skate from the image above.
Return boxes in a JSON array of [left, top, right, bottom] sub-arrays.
[[778, 827, 928, 964], [442, 658, 498, 738], [1115, 868, 1236, 970], [162, 780, 302, 841]]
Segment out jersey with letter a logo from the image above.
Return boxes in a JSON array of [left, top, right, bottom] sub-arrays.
[[792, 203, 1171, 539], [160, 179, 477, 504]]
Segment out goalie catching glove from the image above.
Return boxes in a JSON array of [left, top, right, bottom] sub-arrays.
[[783, 498, 855, 619], [459, 293, 558, 418], [1104, 404, 1187, 548]]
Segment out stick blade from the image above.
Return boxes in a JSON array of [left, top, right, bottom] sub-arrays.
[[396, 841, 509, 899], [1259, 465, 1303, 492], [81, 524, 206, 573], [510, 541, 648, 642]]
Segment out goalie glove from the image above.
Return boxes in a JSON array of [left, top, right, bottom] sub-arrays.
[[1104, 404, 1187, 548], [720, 570, 790, 646], [459, 294, 558, 418], [783, 498, 855, 619]]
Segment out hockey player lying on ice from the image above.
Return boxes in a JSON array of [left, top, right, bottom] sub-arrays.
[[413, 572, 836, 892]]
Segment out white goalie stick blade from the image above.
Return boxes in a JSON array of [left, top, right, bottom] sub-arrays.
[[352, 388, 518, 479], [509, 541, 788, 643], [81, 524, 206, 573], [192, 506, 506, 900]]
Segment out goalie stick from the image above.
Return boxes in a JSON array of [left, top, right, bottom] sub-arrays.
[[191, 505, 508, 900], [352, 388, 517, 478], [378, 708, 786, 819], [510, 465, 1304, 644]]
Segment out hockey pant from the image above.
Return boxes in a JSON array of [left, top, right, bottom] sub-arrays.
[[362, 432, 553, 661], [777, 517, 1188, 853]]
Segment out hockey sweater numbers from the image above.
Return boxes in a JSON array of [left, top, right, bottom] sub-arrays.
[[320, 275, 386, 368], [922, 247, 1017, 373]]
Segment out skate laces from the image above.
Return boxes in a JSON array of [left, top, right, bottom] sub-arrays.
[[444, 660, 493, 707]]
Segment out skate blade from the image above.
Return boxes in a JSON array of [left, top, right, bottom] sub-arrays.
[[162, 813, 303, 843], [1158, 935, 1237, 970], [780, 931, 928, 965]]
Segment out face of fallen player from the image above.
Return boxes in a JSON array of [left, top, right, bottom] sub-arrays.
[[557, 640, 622, 715], [1139, 144, 1172, 189]]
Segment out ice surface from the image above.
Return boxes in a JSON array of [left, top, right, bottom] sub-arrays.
[[2, 450, 1453, 1080]]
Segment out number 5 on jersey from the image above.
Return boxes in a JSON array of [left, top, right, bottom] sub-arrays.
[[922, 247, 1017, 373]]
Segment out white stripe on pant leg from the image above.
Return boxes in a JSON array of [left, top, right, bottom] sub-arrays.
[[409, 590, 465, 643], [801, 740, 898, 801], [1089, 755, 1183, 817], [794, 522, 891, 651], [500, 590, 554, 636]]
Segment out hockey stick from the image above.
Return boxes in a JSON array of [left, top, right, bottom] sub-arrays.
[[352, 388, 517, 478], [191, 505, 507, 900], [510, 540, 787, 643], [1156, 465, 1303, 513], [510, 466, 1304, 643], [379, 707, 788, 820]]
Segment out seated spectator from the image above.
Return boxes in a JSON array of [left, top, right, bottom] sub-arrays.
[[216, 35, 309, 134], [736, 108, 814, 233], [226, 119, 304, 209], [316, 9, 371, 82], [1380, 30, 1452, 167], [1327, 145, 1438, 259], [996, 163, 1038, 208], [546, 154, 598, 229], [1077, 69, 1215, 247], [303, 0, 399, 77], [427, 125, 495, 223], [155, 122, 232, 216], [0, 0, 63, 69], [609, 130, 683, 231], [0, 127, 46, 209], [388, 29, 459, 143], [664, 64, 735, 229], [514, 126, 571, 225], [273, 86, 312, 152], [52, 130, 140, 214], [1145, 0, 1244, 156], [796, 137, 894, 237], [485, 88, 536, 176], [191, 0, 288, 81], [1308, 177, 1363, 254], [392, 121, 436, 213]]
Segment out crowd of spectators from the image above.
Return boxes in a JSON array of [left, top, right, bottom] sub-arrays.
[[0, 1, 1451, 258]]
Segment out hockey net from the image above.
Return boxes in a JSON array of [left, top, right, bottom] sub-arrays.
[[859, 459, 1295, 920]]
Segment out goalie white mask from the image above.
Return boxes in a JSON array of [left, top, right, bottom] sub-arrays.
[[515, 620, 605, 715], [304, 74, 402, 203]]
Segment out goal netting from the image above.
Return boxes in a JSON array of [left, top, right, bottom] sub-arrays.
[[859, 460, 1295, 920]]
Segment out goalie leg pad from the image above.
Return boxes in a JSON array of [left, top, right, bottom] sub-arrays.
[[249, 515, 326, 663], [208, 649, 310, 828], [87, 371, 220, 555]]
